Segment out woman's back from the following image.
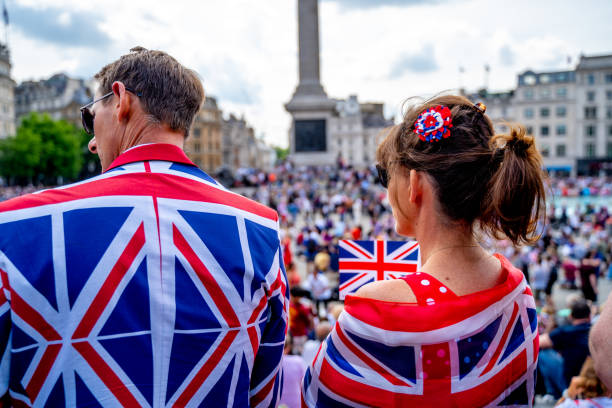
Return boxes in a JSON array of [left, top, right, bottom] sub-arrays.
[[302, 255, 539, 407]]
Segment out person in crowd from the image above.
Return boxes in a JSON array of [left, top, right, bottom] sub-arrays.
[[289, 287, 314, 354], [278, 335, 307, 408], [302, 95, 547, 407], [555, 357, 612, 407], [302, 321, 332, 366], [537, 305, 567, 399], [590, 296, 612, 390], [286, 261, 302, 288], [305, 260, 332, 317], [562, 256, 579, 290], [0, 48, 288, 406], [580, 249, 601, 302], [532, 253, 552, 306], [540, 299, 592, 386]]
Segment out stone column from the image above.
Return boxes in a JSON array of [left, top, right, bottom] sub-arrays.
[[296, 0, 325, 96]]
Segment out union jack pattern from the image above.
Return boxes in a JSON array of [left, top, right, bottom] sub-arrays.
[[0, 144, 288, 407], [338, 240, 420, 299], [303, 254, 539, 407]]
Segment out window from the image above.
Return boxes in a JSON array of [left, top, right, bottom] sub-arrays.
[[540, 126, 549, 136], [587, 91, 596, 102], [608, 142, 612, 157], [608, 125, 612, 137], [193, 128, 201, 138], [524, 108, 534, 118], [556, 87, 567, 98], [540, 88, 551, 98], [586, 125, 596, 137], [524, 89, 534, 99], [585, 106, 597, 119], [527, 126, 534, 135], [556, 144, 566, 157], [608, 107, 612, 119], [194, 143, 201, 153], [556, 106, 567, 117], [587, 74, 595, 85], [540, 144, 550, 157], [607, 90, 612, 100], [606, 73, 612, 83], [540, 107, 550, 117], [585, 143, 596, 158], [556, 125, 566, 136]]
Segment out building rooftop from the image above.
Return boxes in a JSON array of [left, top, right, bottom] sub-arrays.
[[518, 70, 575, 86], [576, 54, 612, 70]]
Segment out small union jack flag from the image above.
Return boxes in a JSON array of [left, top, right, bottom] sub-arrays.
[[338, 240, 420, 299]]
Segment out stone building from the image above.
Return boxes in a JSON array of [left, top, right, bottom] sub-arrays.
[[14, 73, 92, 128], [575, 54, 612, 174], [465, 57, 612, 174], [222, 114, 256, 170], [185, 96, 223, 174], [0, 43, 15, 139]]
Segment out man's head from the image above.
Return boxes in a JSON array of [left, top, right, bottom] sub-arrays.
[[86, 47, 204, 171], [571, 299, 591, 322]]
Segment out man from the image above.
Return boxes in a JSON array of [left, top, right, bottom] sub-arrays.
[[0, 47, 288, 407], [540, 299, 591, 386], [590, 296, 612, 390]]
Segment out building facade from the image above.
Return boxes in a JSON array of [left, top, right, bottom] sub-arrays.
[[14, 73, 92, 128], [330, 95, 393, 166], [185, 96, 223, 174], [467, 53, 612, 175], [0, 43, 15, 139], [575, 55, 612, 174]]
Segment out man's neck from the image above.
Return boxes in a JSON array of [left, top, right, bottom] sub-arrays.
[[572, 318, 590, 325], [119, 122, 185, 153]]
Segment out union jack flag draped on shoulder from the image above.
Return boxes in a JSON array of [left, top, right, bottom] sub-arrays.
[[338, 240, 420, 300], [0, 144, 288, 407], [303, 254, 539, 407]]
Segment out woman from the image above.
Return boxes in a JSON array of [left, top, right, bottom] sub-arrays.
[[302, 95, 546, 407]]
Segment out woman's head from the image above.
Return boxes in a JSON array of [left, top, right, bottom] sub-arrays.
[[377, 94, 546, 245]]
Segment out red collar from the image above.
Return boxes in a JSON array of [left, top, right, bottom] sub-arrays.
[[104, 143, 195, 172]]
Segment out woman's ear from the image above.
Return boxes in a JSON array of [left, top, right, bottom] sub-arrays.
[[408, 169, 422, 203]]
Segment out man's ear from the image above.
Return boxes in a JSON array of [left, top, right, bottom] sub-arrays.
[[112, 81, 131, 123]]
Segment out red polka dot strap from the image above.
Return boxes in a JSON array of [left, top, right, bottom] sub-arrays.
[[399, 271, 459, 306]]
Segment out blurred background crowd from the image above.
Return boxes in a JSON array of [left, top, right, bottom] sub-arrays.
[[2, 165, 611, 407]]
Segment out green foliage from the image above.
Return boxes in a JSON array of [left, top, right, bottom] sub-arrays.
[[273, 145, 289, 161], [0, 113, 84, 185]]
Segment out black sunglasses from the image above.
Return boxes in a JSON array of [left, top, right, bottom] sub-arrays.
[[376, 164, 389, 188], [80, 87, 141, 135]]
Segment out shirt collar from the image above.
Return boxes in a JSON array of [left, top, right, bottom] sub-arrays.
[[104, 143, 195, 173]]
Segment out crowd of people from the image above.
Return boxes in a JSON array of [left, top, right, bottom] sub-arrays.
[[2, 164, 612, 407]]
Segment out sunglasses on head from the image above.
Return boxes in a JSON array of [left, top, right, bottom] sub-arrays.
[[376, 164, 389, 188], [80, 87, 141, 135]]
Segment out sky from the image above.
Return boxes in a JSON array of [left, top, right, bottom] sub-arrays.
[[5, 0, 612, 147]]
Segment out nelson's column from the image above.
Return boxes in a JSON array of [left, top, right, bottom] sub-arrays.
[[285, 0, 336, 166]]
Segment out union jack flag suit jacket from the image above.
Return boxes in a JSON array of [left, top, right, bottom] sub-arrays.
[[0, 143, 289, 407], [302, 254, 539, 407]]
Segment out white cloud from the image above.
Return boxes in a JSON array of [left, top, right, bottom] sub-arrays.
[[5, 0, 612, 147]]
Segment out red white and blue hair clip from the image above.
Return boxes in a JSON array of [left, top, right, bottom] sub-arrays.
[[414, 105, 453, 142]]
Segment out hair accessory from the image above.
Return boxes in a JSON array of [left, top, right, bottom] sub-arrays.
[[414, 105, 453, 142], [474, 102, 486, 114]]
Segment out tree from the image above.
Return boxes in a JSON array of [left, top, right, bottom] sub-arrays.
[[0, 113, 84, 185], [273, 145, 289, 162]]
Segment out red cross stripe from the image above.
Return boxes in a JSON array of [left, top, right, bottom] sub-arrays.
[[339, 240, 418, 281]]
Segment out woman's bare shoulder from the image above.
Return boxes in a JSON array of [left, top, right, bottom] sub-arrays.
[[353, 278, 417, 303]]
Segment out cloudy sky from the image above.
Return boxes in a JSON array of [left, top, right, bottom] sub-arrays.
[[6, 0, 612, 147]]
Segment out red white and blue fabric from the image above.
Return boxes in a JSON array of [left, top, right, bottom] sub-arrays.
[[338, 240, 420, 300], [0, 143, 288, 407], [414, 105, 453, 142], [302, 254, 539, 407]]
